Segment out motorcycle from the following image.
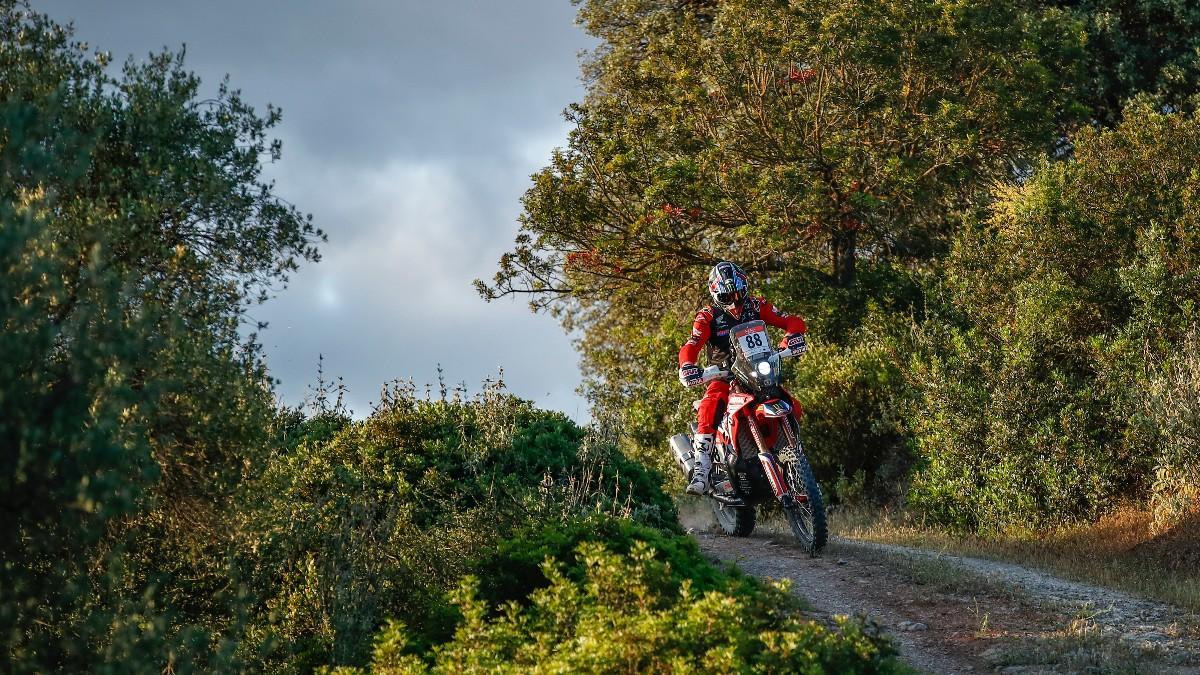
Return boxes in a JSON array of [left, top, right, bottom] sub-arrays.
[[669, 319, 828, 554]]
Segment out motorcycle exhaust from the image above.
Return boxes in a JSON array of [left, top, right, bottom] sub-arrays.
[[669, 433, 696, 478]]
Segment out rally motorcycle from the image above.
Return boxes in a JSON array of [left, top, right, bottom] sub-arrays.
[[669, 320, 827, 554]]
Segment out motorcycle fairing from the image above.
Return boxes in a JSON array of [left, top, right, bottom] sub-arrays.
[[757, 399, 791, 418], [730, 411, 782, 458], [725, 392, 755, 416]]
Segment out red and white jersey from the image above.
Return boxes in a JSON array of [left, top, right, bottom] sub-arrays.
[[679, 296, 807, 366]]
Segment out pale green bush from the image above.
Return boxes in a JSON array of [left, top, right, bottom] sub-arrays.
[[337, 540, 908, 674]]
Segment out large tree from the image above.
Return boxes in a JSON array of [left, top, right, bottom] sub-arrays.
[[484, 0, 1080, 303], [0, 2, 321, 669], [479, 0, 1084, 470]]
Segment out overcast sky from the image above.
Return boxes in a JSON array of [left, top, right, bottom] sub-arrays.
[[40, 1, 593, 420]]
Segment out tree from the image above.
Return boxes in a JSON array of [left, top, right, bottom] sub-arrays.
[[1043, 0, 1200, 125], [484, 0, 1081, 302], [0, 2, 322, 669], [479, 0, 1084, 476]]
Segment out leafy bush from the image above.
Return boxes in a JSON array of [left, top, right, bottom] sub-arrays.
[[468, 515, 748, 609], [1143, 327, 1200, 533], [788, 321, 913, 503], [336, 537, 907, 674], [239, 381, 677, 671], [910, 102, 1200, 532]]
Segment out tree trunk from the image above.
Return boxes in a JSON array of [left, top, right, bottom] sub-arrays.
[[831, 228, 857, 287]]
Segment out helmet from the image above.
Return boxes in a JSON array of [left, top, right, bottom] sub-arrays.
[[708, 261, 748, 311]]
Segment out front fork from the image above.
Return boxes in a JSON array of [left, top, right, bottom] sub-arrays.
[[744, 415, 792, 499], [743, 415, 794, 502]]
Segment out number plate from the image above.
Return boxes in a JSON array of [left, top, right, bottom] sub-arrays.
[[733, 324, 770, 357]]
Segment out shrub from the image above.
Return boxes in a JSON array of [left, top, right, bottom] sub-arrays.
[[468, 515, 750, 610], [339, 539, 907, 674], [787, 320, 914, 503], [1143, 327, 1200, 533], [239, 381, 677, 671], [909, 102, 1200, 532]]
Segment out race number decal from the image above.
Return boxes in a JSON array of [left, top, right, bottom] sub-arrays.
[[733, 324, 771, 357]]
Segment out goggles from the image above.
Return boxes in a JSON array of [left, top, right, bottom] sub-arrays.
[[715, 288, 744, 306]]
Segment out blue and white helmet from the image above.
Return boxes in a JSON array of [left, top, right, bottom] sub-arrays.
[[708, 261, 748, 310]]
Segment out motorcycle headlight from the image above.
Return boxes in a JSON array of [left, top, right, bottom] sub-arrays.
[[756, 361, 772, 376]]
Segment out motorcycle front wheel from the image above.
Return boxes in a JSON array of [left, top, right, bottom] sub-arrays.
[[778, 428, 827, 555]]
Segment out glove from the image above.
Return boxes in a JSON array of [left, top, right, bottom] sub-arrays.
[[678, 362, 702, 388], [785, 333, 809, 356]]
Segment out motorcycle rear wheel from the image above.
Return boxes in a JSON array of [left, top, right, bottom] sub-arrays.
[[711, 499, 756, 537]]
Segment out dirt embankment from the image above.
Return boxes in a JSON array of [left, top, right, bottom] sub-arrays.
[[695, 527, 1200, 674]]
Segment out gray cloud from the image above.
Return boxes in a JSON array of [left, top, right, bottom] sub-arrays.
[[41, 0, 593, 419], [46, 1, 590, 163]]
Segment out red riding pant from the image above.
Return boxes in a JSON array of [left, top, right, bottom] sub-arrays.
[[696, 379, 730, 435]]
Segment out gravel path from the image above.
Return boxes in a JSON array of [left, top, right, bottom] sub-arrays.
[[694, 526, 1200, 674], [847, 539, 1200, 658], [700, 532, 985, 673]]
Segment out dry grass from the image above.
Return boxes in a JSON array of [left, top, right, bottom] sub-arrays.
[[982, 604, 1200, 674], [846, 541, 1027, 601], [983, 625, 1175, 674], [831, 505, 1200, 613]]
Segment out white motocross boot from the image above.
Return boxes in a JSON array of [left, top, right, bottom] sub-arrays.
[[686, 434, 714, 495]]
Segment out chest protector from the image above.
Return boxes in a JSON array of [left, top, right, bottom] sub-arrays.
[[705, 298, 763, 366]]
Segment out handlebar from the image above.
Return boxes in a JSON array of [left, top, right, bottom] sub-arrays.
[[690, 349, 797, 387], [698, 365, 727, 386]]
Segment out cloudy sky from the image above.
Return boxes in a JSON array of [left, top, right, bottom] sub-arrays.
[[40, 1, 593, 420]]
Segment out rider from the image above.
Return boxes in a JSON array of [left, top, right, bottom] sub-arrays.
[[677, 261, 809, 495]]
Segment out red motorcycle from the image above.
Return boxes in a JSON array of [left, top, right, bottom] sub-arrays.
[[669, 319, 827, 554]]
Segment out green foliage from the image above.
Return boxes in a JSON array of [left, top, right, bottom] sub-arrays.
[[240, 382, 678, 671], [785, 311, 914, 500], [1041, 0, 1200, 124], [1142, 327, 1200, 533], [342, 539, 908, 674], [0, 1, 320, 670], [469, 515, 744, 609], [910, 102, 1200, 532], [584, 310, 697, 481], [479, 0, 1087, 500], [486, 0, 1083, 307]]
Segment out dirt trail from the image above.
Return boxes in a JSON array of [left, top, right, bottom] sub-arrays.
[[695, 528, 1200, 674]]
